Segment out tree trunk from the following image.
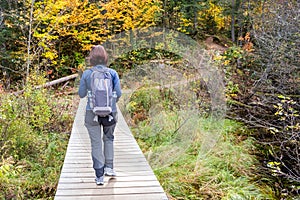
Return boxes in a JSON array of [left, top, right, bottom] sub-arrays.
[[26, 0, 35, 83], [231, 0, 236, 42], [13, 74, 79, 95]]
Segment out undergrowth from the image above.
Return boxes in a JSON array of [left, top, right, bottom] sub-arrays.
[[0, 74, 76, 199], [123, 85, 276, 199], [132, 111, 275, 199]]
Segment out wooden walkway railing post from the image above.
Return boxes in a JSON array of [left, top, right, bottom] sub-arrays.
[[55, 98, 168, 200]]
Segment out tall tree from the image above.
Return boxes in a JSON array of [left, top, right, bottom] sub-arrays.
[[0, 0, 162, 87], [233, 1, 300, 194], [0, 0, 33, 88], [26, 0, 35, 82], [160, 0, 230, 38]]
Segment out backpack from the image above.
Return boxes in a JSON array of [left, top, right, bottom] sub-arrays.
[[89, 67, 113, 117]]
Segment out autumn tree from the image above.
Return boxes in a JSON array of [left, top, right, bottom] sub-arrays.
[[0, 0, 162, 88], [228, 0, 299, 196], [252, 0, 299, 186], [158, 0, 256, 44], [159, 0, 230, 38]]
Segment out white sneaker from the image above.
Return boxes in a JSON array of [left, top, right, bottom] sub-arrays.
[[104, 167, 116, 176], [95, 176, 104, 185]]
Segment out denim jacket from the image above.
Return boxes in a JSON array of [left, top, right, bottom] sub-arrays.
[[78, 65, 122, 112]]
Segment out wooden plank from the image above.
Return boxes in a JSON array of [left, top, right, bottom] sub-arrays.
[[55, 193, 168, 200], [62, 162, 150, 168], [63, 156, 147, 163], [69, 140, 137, 143], [57, 175, 160, 183], [68, 152, 143, 159], [57, 180, 161, 189], [65, 148, 144, 154], [63, 152, 145, 158], [55, 186, 164, 196], [65, 145, 139, 149], [65, 153, 147, 158], [59, 171, 156, 178], [64, 149, 142, 154], [62, 163, 150, 171], [60, 167, 153, 173], [55, 98, 168, 200], [63, 159, 147, 164]]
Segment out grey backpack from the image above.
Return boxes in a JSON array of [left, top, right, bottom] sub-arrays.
[[89, 67, 113, 117]]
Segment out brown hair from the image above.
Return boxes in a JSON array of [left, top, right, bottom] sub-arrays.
[[88, 45, 108, 66]]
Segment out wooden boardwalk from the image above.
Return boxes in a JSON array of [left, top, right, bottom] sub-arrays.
[[55, 98, 168, 200]]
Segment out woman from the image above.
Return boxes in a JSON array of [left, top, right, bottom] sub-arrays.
[[78, 45, 122, 185]]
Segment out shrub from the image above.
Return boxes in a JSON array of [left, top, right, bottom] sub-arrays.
[[0, 74, 74, 199]]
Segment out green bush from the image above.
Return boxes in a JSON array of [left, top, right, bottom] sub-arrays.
[[0, 75, 73, 199], [126, 86, 161, 123]]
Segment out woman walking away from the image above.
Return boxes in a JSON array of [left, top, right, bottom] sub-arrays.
[[78, 45, 122, 185]]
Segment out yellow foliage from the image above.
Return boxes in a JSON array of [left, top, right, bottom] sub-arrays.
[[44, 51, 57, 60], [31, 0, 161, 73], [198, 1, 228, 31], [102, 0, 161, 31], [33, 0, 161, 54], [176, 12, 192, 33]]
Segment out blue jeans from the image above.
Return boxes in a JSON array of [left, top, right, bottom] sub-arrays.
[[84, 110, 116, 178]]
